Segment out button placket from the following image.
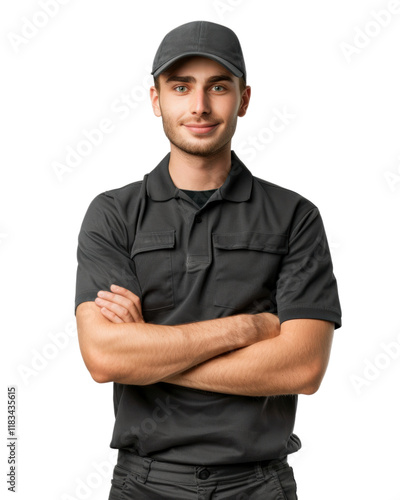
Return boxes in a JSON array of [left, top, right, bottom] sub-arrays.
[[186, 211, 210, 272]]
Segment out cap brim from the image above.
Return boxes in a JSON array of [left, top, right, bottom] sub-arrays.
[[151, 52, 243, 78]]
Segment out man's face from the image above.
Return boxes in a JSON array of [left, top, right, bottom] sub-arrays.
[[150, 56, 250, 158]]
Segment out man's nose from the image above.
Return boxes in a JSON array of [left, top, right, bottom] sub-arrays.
[[190, 88, 211, 115]]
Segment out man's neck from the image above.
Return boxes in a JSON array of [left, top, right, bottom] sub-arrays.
[[168, 144, 232, 191]]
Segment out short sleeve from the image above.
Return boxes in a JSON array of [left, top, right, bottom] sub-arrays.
[[74, 192, 141, 315], [276, 207, 342, 329]]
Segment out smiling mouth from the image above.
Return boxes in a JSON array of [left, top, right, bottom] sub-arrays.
[[183, 123, 219, 134]]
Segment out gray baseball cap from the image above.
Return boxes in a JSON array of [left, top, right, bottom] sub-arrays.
[[151, 21, 246, 81]]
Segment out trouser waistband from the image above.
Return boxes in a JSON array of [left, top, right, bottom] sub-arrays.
[[116, 449, 288, 485]]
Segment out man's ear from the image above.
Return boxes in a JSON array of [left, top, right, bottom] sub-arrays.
[[238, 86, 251, 117], [150, 86, 162, 117]]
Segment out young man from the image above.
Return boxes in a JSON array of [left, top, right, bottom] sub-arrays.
[[75, 21, 341, 499]]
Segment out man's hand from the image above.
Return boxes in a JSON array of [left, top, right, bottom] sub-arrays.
[[94, 284, 144, 324]]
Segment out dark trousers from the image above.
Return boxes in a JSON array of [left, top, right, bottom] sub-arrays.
[[109, 450, 298, 499]]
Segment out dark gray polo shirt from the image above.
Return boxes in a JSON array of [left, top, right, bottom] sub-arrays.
[[75, 151, 341, 465]]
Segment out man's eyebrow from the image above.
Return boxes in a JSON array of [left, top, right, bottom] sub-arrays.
[[165, 74, 235, 84], [207, 75, 234, 84]]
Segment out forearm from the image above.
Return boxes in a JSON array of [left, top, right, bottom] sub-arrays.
[[79, 304, 278, 385], [164, 320, 334, 396], [163, 338, 300, 396], [101, 318, 245, 384]]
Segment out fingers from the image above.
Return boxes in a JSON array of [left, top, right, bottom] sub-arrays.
[[98, 306, 124, 324], [95, 286, 144, 323], [95, 296, 135, 323], [111, 284, 144, 319]]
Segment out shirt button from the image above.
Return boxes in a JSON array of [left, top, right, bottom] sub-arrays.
[[195, 215, 202, 223], [198, 469, 210, 480]]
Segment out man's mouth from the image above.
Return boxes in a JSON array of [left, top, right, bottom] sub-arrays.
[[183, 123, 219, 134]]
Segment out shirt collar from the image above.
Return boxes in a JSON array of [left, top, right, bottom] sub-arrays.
[[146, 150, 253, 202]]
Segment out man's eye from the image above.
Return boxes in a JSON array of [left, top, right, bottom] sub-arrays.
[[212, 85, 225, 92], [175, 86, 188, 93]]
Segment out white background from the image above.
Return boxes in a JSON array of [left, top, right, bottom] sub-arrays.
[[1, 1, 400, 499]]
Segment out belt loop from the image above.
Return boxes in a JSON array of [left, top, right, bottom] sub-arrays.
[[255, 462, 264, 480], [136, 457, 153, 484]]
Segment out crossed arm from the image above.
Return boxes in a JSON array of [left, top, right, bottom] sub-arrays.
[[76, 285, 334, 396]]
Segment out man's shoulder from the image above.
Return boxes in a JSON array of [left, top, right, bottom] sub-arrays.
[[83, 179, 145, 223], [252, 175, 317, 212], [103, 179, 144, 200], [93, 179, 144, 203]]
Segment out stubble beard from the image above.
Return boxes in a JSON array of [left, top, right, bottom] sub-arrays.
[[160, 113, 238, 158]]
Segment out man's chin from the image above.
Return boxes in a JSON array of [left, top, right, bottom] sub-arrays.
[[169, 139, 230, 158]]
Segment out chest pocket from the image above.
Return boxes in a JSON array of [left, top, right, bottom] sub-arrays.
[[212, 232, 288, 312], [131, 230, 175, 312]]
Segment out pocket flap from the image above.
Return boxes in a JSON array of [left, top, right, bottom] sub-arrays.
[[131, 230, 175, 258], [212, 232, 288, 254]]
